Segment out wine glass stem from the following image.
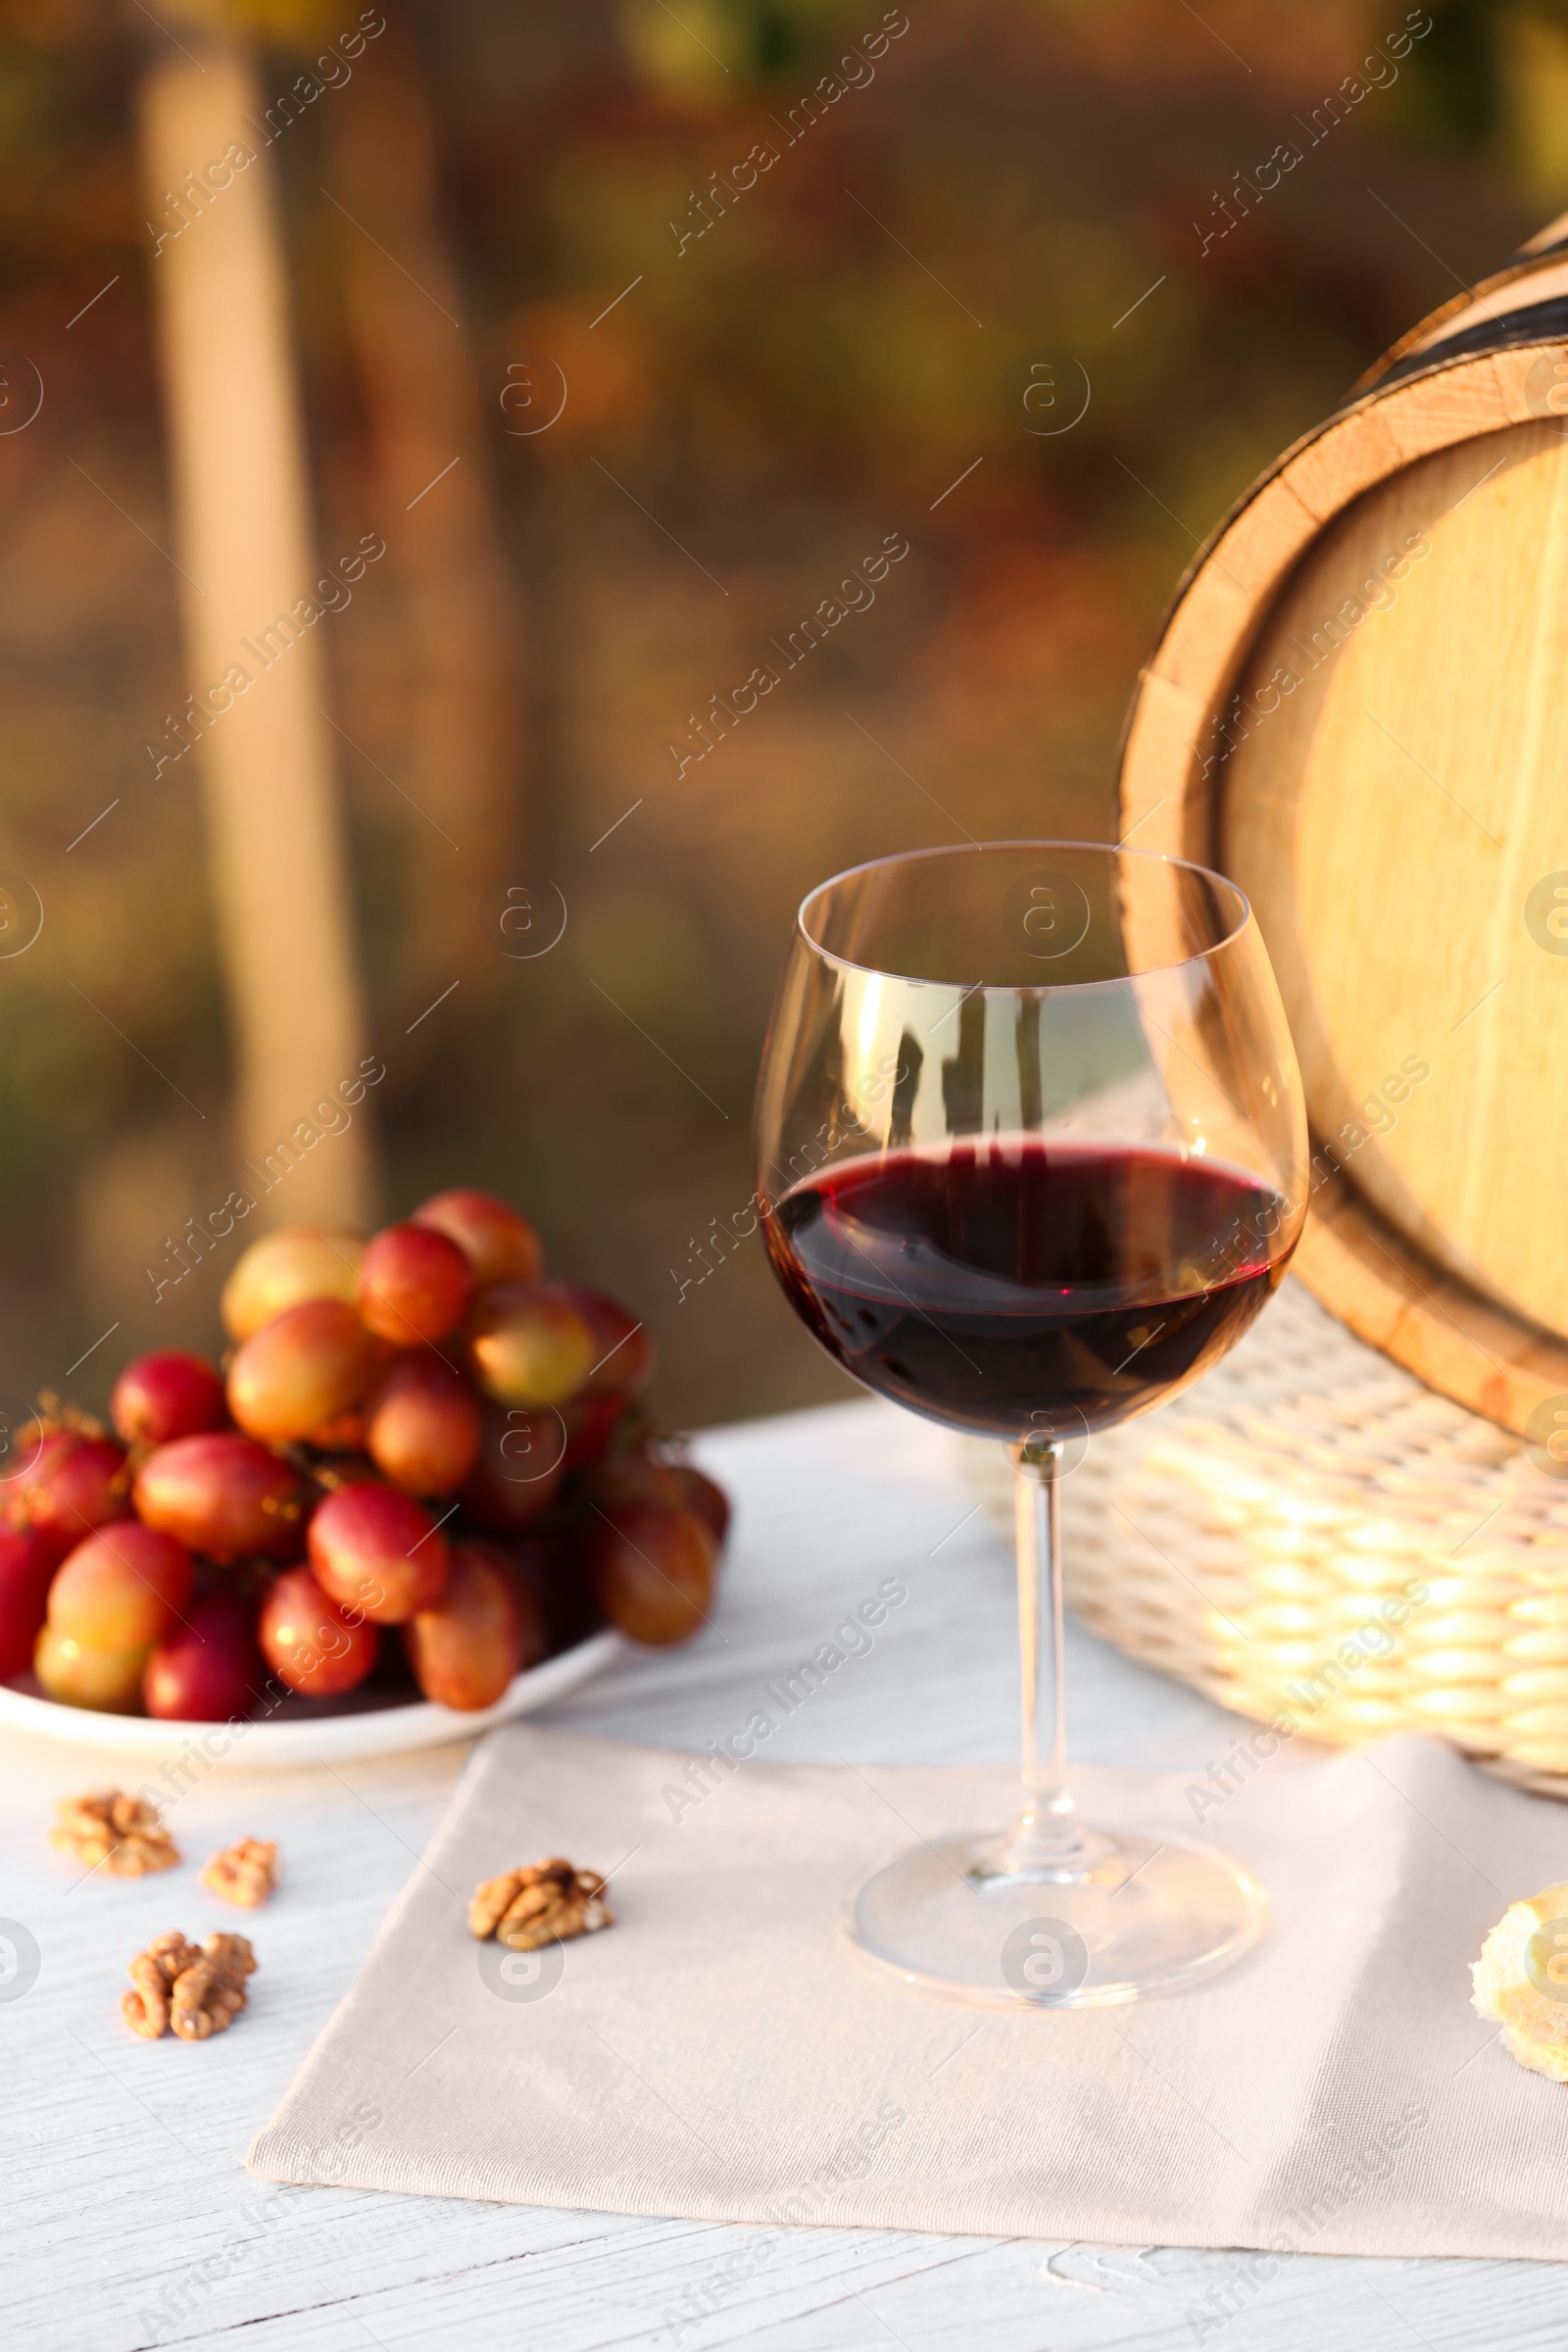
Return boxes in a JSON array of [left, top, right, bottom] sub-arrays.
[[1004, 1439, 1089, 1878]]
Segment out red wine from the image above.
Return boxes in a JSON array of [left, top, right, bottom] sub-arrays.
[[766, 1140, 1293, 1441]]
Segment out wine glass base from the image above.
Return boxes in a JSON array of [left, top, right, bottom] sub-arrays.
[[844, 1827, 1266, 2008]]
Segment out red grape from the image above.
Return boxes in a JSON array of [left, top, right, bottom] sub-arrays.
[[546, 1282, 652, 1396], [465, 1282, 593, 1408], [258, 1565, 379, 1696], [458, 1404, 565, 1531], [0, 1525, 58, 1679], [366, 1352, 481, 1495], [226, 1298, 380, 1446], [591, 1502, 717, 1645], [560, 1393, 630, 1474], [357, 1223, 472, 1346], [580, 1448, 685, 1513], [404, 1540, 528, 1710], [8, 1430, 130, 1565], [132, 1433, 307, 1562], [302, 1406, 369, 1454], [509, 1525, 597, 1652], [221, 1224, 364, 1341], [308, 1481, 448, 1623], [111, 1350, 228, 1447], [48, 1522, 194, 1651], [413, 1188, 541, 1286], [668, 1462, 731, 1548], [34, 1626, 151, 1711], [144, 1588, 262, 1721]]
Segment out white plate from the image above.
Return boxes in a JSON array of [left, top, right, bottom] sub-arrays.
[[0, 1630, 622, 1767]]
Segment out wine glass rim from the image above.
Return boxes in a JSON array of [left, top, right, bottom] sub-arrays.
[[796, 839, 1252, 985]]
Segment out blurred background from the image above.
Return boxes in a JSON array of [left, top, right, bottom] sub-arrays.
[[0, 0, 1552, 1430]]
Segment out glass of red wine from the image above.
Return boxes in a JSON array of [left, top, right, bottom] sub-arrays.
[[755, 843, 1307, 2006]]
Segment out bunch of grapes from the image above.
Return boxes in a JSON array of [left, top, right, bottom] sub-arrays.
[[0, 1190, 728, 1720]]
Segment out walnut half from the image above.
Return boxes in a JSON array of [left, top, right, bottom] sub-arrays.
[[52, 1790, 179, 1877], [200, 1837, 278, 1909], [122, 1931, 257, 2042], [468, 1857, 614, 1951], [122, 1932, 204, 2038]]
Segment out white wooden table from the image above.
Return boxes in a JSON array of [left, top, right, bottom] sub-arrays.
[[5, 1398, 1566, 2351]]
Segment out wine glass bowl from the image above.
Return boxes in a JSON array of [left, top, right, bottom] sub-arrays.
[[754, 843, 1308, 2006]]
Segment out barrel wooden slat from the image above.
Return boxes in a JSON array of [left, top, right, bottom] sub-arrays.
[[1287, 404, 1410, 519]]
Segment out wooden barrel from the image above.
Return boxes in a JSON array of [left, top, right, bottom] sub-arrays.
[[1117, 209, 1568, 1440]]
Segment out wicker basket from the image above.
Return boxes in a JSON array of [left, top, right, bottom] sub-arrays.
[[961, 1279, 1568, 1799]]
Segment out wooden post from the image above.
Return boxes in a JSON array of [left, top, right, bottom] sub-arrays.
[[137, 34, 377, 1227]]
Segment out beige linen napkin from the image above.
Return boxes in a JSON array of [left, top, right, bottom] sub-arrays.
[[249, 1723, 1568, 2261]]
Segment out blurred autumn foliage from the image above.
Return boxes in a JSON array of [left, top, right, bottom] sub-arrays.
[[0, 0, 1552, 1424]]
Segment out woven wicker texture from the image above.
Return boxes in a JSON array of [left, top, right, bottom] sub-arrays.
[[959, 1278, 1568, 1799]]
